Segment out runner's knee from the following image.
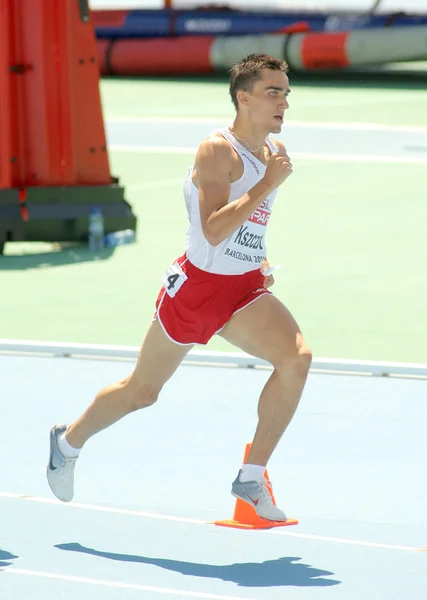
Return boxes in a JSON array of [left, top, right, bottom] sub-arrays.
[[273, 339, 312, 379], [127, 380, 160, 411], [295, 344, 313, 378]]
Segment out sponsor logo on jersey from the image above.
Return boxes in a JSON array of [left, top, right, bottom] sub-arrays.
[[233, 225, 264, 250], [248, 207, 270, 226], [241, 152, 260, 175]]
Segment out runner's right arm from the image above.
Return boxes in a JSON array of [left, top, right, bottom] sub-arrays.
[[196, 137, 292, 246]]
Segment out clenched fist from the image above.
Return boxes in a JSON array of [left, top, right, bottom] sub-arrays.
[[263, 151, 293, 188]]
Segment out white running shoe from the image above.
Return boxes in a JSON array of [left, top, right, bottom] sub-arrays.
[[46, 424, 77, 502], [231, 470, 287, 522]]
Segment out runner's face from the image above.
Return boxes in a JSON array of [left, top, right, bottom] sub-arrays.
[[244, 69, 290, 134]]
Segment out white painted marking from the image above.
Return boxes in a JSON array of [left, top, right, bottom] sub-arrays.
[[106, 116, 427, 134], [110, 144, 427, 164], [291, 152, 427, 164], [111, 145, 197, 154], [128, 178, 184, 191], [1, 568, 254, 600], [272, 530, 427, 553], [0, 492, 205, 524], [1, 492, 426, 553], [287, 121, 427, 134], [108, 116, 226, 124]]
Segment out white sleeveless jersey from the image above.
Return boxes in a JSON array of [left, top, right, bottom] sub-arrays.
[[183, 128, 279, 275]]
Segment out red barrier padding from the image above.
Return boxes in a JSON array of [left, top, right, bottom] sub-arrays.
[[98, 36, 216, 76], [96, 39, 110, 75], [301, 32, 350, 69], [0, 0, 11, 189], [278, 21, 311, 34], [1, 0, 112, 188], [66, 3, 112, 184], [0, 0, 137, 250], [90, 9, 128, 29]]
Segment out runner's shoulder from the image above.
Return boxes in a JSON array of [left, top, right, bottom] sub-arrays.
[[196, 133, 235, 163]]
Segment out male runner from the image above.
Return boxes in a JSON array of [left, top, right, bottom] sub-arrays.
[[47, 54, 312, 522]]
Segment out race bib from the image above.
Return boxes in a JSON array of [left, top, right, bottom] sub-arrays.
[[161, 262, 188, 298]]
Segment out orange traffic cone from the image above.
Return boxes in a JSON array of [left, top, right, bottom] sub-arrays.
[[214, 443, 298, 530]]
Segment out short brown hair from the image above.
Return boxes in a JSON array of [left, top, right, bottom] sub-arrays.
[[229, 54, 289, 111]]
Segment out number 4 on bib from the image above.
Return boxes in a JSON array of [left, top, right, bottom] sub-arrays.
[[166, 273, 179, 290], [161, 262, 188, 298]]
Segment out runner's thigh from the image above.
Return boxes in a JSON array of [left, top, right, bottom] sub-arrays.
[[130, 320, 194, 389], [218, 294, 310, 367]]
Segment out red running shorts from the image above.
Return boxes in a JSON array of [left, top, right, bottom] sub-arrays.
[[153, 254, 271, 345]]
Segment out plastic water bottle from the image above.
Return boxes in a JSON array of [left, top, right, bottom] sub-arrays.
[[88, 207, 105, 251], [104, 229, 136, 248]]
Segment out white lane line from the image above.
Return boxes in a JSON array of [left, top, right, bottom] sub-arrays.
[[107, 116, 226, 124], [1, 492, 426, 553], [1, 568, 254, 600], [111, 145, 197, 154], [404, 145, 427, 152], [291, 152, 427, 164], [272, 530, 427, 553], [0, 492, 205, 524], [106, 116, 427, 134], [109, 144, 427, 164], [128, 178, 184, 191]]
